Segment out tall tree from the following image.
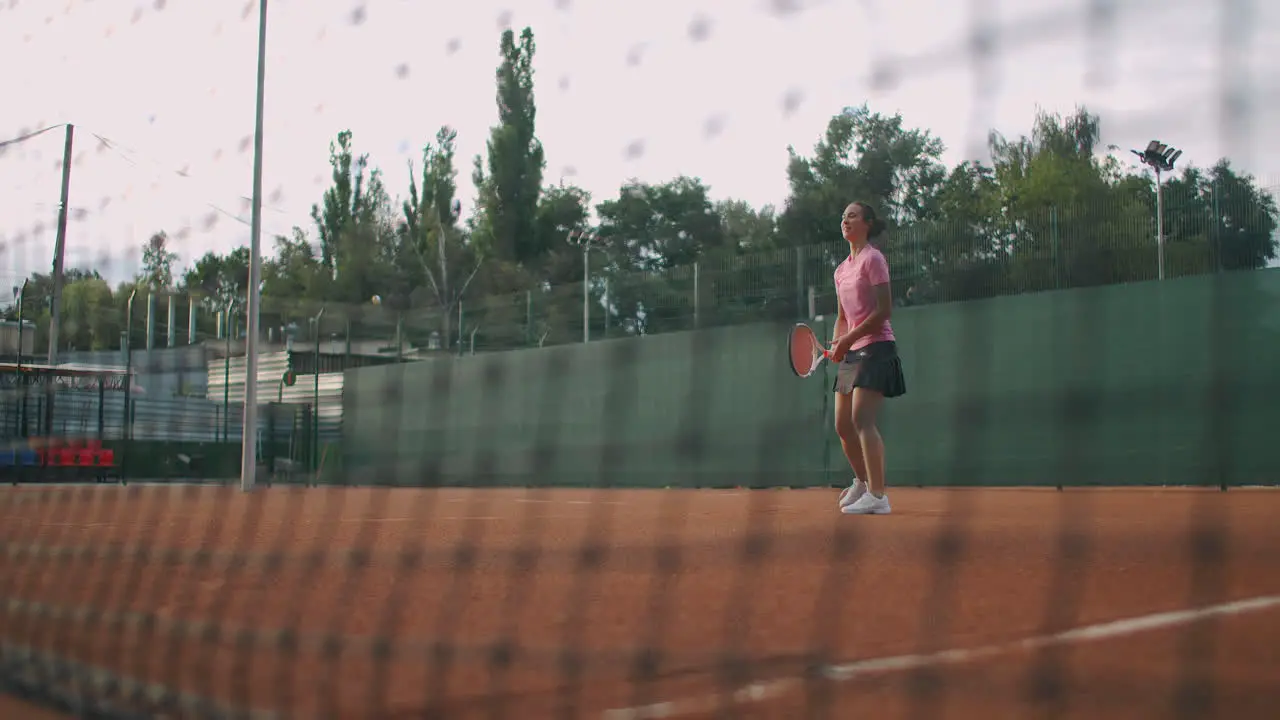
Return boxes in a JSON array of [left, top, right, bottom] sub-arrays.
[[471, 27, 546, 270], [141, 231, 178, 289], [1203, 161, 1278, 270], [531, 184, 593, 284], [595, 176, 729, 272], [988, 106, 1150, 291], [506, 183, 594, 347], [309, 129, 396, 305], [182, 247, 250, 309], [401, 125, 482, 347], [4, 269, 110, 354], [778, 104, 948, 254], [263, 228, 324, 303], [905, 160, 1006, 303], [594, 176, 731, 335], [311, 130, 362, 274], [716, 200, 778, 253], [1160, 161, 1278, 274], [59, 274, 119, 351]]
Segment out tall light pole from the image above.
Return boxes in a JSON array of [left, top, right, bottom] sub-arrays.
[[1131, 139, 1182, 281], [311, 306, 325, 475], [223, 298, 235, 443], [48, 124, 74, 366], [13, 280, 28, 369], [567, 230, 603, 343], [240, 0, 269, 492], [13, 280, 28, 435], [125, 288, 137, 443]]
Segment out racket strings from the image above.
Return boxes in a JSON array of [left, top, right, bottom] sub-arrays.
[[789, 324, 829, 378]]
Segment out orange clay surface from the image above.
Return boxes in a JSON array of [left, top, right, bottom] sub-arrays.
[[1, 484, 1278, 719], [0, 692, 70, 720]]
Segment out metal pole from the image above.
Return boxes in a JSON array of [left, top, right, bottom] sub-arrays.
[[693, 262, 699, 328], [167, 294, 177, 347], [14, 280, 27, 369], [48, 124, 73, 365], [125, 289, 136, 442], [14, 280, 26, 438], [1156, 166, 1165, 281], [146, 292, 156, 350], [14, 281, 26, 437], [97, 380, 104, 441], [395, 312, 403, 360], [313, 307, 324, 474], [1213, 180, 1222, 273], [240, 0, 269, 492], [188, 296, 198, 345], [224, 304, 233, 441], [582, 243, 589, 343]]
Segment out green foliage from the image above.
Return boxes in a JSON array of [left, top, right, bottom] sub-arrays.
[[263, 230, 323, 302], [472, 27, 545, 267], [308, 129, 398, 305], [182, 247, 249, 307], [532, 184, 592, 284], [12, 28, 1277, 358], [140, 231, 179, 290], [60, 274, 119, 350], [400, 125, 481, 342], [779, 104, 949, 252]]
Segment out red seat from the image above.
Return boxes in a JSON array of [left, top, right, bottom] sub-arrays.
[[76, 449, 95, 466], [96, 449, 116, 467]]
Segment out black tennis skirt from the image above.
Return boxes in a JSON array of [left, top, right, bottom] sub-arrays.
[[833, 340, 907, 398]]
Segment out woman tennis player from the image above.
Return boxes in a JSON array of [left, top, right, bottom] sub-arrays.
[[830, 201, 906, 515]]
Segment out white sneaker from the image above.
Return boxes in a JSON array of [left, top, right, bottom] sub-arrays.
[[838, 479, 867, 509], [842, 491, 891, 515]]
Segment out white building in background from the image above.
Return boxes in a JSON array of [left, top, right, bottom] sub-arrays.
[[0, 320, 37, 358]]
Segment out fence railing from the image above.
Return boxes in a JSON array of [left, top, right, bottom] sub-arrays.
[[6, 197, 1274, 363], [327, 197, 1273, 356], [0, 390, 238, 443]]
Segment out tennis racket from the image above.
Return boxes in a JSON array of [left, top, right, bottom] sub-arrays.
[[788, 322, 832, 378]]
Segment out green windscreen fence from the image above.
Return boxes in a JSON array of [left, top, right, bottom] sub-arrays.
[[344, 270, 1280, 489], [344, 320, 827, 488]]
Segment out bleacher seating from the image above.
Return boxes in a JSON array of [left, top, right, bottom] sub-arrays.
[[2, 436, 118, 484]]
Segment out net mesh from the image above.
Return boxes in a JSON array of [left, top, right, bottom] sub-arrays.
[[2, 0, 1279, 718]]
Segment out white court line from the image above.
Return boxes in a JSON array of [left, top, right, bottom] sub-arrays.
[[339, 516, 502, 522], [515, 498, 626, 506], [36, 522, 113, 529], [601, 593, 1280, 720], [338, 514, 591, 522]]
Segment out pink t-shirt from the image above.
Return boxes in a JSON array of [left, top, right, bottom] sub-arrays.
[[834, 245, 895, 351]]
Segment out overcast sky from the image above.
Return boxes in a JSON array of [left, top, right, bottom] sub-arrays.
[[2, 0, 1277, 290]]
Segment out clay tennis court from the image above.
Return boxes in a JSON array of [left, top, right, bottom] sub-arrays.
[[2, 484, 1278, 719]]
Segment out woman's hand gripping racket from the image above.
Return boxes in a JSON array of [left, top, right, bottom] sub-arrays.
[[788, 322, 833, 378]]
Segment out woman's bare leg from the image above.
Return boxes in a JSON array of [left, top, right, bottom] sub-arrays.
[[834, 391, 869, 482], [851, 388, 887, 496]]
